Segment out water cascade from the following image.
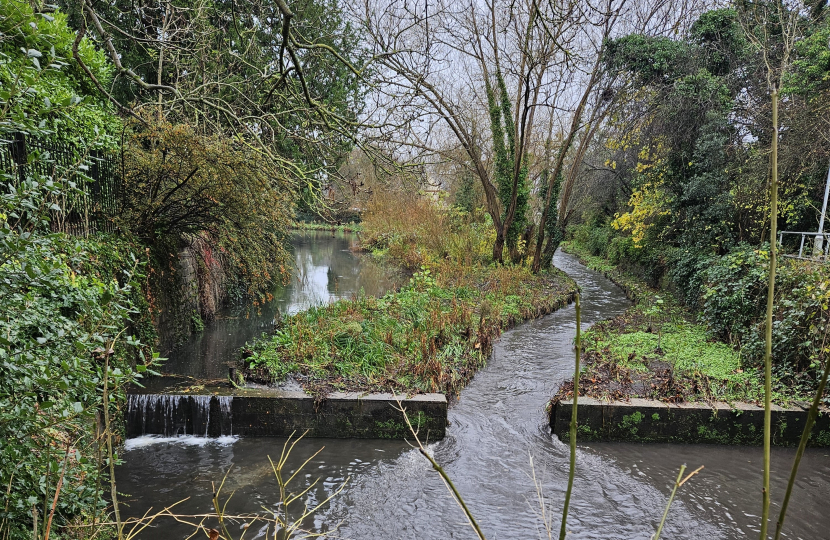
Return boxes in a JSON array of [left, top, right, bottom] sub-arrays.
[[126, 394, 233, 438]]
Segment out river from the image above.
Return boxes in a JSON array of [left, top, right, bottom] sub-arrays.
[[118, 235, 830, 539], [156, 230, 395, 381]]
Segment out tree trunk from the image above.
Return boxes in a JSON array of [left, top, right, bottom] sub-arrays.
[[492, 229, 505, 264]]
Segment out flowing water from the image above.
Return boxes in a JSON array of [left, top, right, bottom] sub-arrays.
[[118, 248, 830, 539]]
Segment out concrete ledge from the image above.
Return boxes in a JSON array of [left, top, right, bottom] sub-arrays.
[[126, 388, 447, 440], [550, 397, 830, 446]]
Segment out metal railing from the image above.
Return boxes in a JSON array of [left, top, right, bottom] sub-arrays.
[[778, 231, 830, 262], [0, 133, 122, 235]]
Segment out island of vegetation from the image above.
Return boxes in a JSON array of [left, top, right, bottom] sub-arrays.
[[244, 197, 577, 396]]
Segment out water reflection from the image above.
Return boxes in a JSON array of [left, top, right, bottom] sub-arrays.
[[159, 231, 394, 380]]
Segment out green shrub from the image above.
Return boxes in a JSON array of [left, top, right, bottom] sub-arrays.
[[0, 5, 158, 535], [1, 175, 157, 540], [701, 244, 830, 391]]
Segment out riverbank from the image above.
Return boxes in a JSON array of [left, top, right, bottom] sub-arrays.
[[292, 220, 362, 233], [244, 262, 577, 396], [551, 241, 813, 407]]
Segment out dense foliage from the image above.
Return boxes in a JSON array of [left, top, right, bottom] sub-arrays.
[[565, 4, 830, 399], [1, 3, 156, 537], [120, 116, 293, 299], [0, 1, 120, 148], [360, 190, 496, 271], [558, 240, 812, 406], [60, 0, 364, 213]]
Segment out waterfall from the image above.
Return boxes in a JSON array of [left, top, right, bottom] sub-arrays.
[[126, 394, 233, 438]]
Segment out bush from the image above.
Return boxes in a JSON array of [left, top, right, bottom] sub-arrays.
[[120, 116, 293, 300], [361, 190, 494, 270], [700, 243, 768, 346], [569, 221, 665, 286], [570, 220, 612, 258], [665, 246, 712, 308], [701, 244, 830, 388], [1, 165, 156, 540], [1, 7, 157, 534]]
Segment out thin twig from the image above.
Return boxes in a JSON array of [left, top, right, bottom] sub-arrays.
[[653, 465, 703, 540], [43, 445, 71, 540], [393, 397, 486, 540]]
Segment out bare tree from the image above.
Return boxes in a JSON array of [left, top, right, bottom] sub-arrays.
[[358, 0, 712, 267]]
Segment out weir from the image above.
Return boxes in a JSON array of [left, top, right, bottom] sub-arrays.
[[119, 250, 830, 539], [126, 394, 234, 438], [125, 389, 447, 439]]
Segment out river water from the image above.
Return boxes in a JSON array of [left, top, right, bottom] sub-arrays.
[[118, 243, 830, 539]]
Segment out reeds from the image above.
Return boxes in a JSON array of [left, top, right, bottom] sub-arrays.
[[559, 293, 581, 540], [59, 431, 346, 540], [759, 86, 779, 540]]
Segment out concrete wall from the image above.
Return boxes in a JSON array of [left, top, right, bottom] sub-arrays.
[[551, 397, 830, 446], [127, 388, 447, 440]]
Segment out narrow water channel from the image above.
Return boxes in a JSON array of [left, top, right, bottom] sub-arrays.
[[118, 248, 830, 539]]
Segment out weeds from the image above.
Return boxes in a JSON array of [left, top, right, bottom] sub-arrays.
[[557, 241, 814, 406], [63, 432, 346, 540], [246, 263, 575, 396]]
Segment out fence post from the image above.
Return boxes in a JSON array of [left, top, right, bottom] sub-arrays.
[[10, 132, 27, 184]]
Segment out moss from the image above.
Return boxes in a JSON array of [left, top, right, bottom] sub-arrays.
[[651, 413, 660, 421], [191, 311, 205, 332], [696, 423, 730, 444], [578, 424, 595, 437], [811, 429, 830, 447], [373, 411, 429, 439], [619, 411, 645, 435]]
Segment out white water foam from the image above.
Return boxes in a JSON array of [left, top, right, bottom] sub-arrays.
[[124, 435, 238, 451]]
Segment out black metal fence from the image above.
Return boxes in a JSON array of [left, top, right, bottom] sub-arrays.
[[0, 132, 122, 235]]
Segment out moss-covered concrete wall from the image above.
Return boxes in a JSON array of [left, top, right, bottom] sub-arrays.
[[551, 397, 830, 446], [127, 389, 447, 440]]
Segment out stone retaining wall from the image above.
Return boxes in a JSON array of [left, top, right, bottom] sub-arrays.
[[551, 397, 830, 446]]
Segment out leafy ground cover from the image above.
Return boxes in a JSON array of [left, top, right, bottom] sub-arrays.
[[553, 241, 814, 406], [292, 220, 362, 233], [245, 263, 576, 395]]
